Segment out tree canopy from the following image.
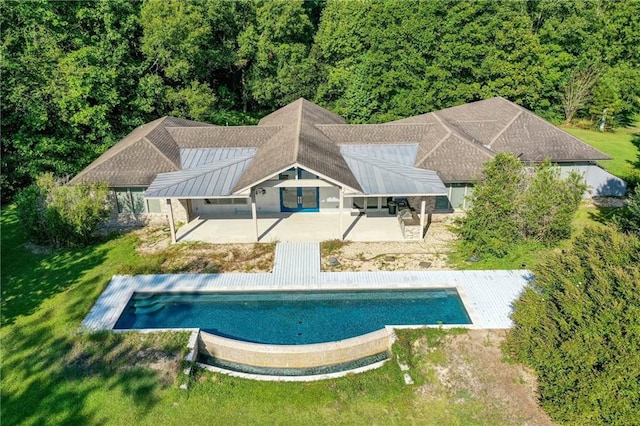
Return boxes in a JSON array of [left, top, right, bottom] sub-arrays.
[[454, 153, 585, 257], [505, 227, 640, 424], [3, 0, 639, 200]]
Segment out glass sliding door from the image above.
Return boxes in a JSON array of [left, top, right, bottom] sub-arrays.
[[281, 187, 299, 210], [301, 187, 318, 209], [279, 168, 319, 212]]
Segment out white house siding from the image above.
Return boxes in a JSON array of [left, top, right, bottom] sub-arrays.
[[558, 164, 627, 197], [257, 187, 281, 213], [319, 187, 339, 211]]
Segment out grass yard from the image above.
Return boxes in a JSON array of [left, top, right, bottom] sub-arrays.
[[562, 121, 639, 180], [1, 206, 550, 425]]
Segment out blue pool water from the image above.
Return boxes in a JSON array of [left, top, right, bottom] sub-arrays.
[[114, 289, 471, 344]]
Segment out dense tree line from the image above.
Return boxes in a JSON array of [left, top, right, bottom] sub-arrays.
[[3, 0, 640, 200], [506, 227, 640, 424]]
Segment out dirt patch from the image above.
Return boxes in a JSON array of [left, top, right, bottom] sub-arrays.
[[322, 221, 457, 271], [415, 330, 554, 425], [132, 227, 275, 273]]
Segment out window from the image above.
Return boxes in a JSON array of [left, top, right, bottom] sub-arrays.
[[114, 188, 145, 214], [449, 184, 467, 210], [146, 199, 162, 213], [204, 198, 247, 205], [367, 197, 379, 208], [114, 188, 159, 214], [352, 197, 364, 209], [434, 196, 453, 212]]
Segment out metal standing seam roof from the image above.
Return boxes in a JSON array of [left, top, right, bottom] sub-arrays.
[[339, 143, 419, 166], [73, 97, 612, 192], [145, 148, 257, 198], [340, 147, 448, 195]]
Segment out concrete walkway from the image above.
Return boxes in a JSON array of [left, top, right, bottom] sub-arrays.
[[82, 242, 532, 332]]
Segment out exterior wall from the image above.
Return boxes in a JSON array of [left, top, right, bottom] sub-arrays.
[[257, 187, 281, 213], [320, 187, 339, 211], [99, 190, 171, 232], [558, 164, 627, 197], [191, 198, 251, 216], [198, 328, 391, 369]]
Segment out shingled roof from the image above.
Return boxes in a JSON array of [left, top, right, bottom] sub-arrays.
[[70, 117, 215, 186], [72, 97, 609, 193]]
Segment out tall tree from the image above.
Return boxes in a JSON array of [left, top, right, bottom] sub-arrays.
[[1, 0, 143, 201], [237, 0, 317, 109]]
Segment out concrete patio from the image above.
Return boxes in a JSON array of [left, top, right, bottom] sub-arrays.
[[176, 212, 406, 243]]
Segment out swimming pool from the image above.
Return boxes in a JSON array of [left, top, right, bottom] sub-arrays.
[[114, 288, 471, 344]]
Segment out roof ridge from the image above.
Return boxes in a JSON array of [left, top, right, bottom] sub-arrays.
[[168, 125, 282, 130], [416, 131, 453, 166], [414, 112, 455, 165], [495, 97, 610, 160], [315, 122, 434, 127], [488, 110, 523, 147], [435, 112, 498, 155], [293, 99, 304, 160], [141, 137, 180, 170]]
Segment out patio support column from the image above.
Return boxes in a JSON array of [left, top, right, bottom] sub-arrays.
[[338, 188, 344, 240], [250, 189, 258, 242], [166, 199, 177, 244], [420, 198, 426, 238]]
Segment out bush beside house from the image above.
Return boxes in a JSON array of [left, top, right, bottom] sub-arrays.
[[15, 173, 111, 247]]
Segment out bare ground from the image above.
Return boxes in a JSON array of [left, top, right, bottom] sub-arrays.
[[414, 330, 555, 425], [321, 221, 457, 271], [133, 226, 275, 273]]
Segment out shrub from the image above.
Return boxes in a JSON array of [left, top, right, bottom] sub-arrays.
[[455, 153, 585, 257], [14, 173, 111, 247], [617, 186, 640, 236], [505, 227, 640, 424]]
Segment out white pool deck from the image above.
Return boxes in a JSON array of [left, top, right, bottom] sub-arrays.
[[81, 242, 533, 331]]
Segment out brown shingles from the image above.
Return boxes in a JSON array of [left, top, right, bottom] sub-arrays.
[[417, 134, 493, 183], [234, 99, 354, 192], [167, 126, 281, 148], [70, 116, 213, 186], [73, 139, 179, 186], [491, 112, 610, 161], [73, 97, 610, 191]]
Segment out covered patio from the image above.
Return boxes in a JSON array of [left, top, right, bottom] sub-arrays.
[[176, 212, 406, 243]]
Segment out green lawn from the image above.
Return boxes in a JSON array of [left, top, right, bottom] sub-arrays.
[[1, 206, 530, 425], [562, 122, 639, 180]]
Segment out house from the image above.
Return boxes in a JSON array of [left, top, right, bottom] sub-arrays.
[[71, 97, 624, 243]]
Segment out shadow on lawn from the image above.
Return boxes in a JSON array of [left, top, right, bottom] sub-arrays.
[[587, 205, 621, 226], [2, 321, 164, 425], [1, 209, 109, 326]]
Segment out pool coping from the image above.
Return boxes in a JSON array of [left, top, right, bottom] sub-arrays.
[[79, 242, 533, 380], [82, 270, 531, 332]]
